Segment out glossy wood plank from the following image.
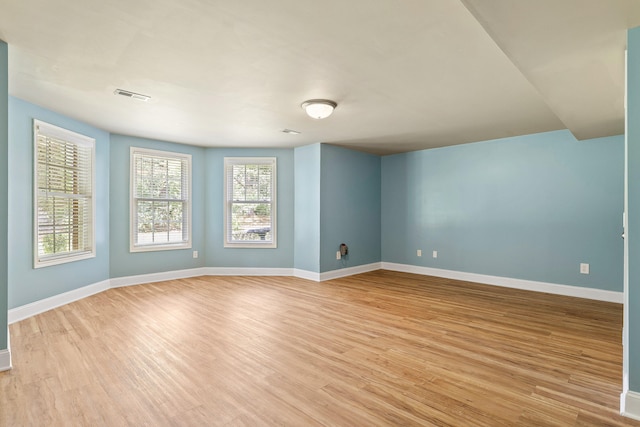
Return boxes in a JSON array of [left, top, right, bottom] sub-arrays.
[[1, 270, 638, 426]]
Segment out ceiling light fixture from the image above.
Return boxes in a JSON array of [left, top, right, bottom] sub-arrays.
[[301, 99, 337, 119], [114, 88, 151, 102]]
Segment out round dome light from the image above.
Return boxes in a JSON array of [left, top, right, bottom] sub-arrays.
[[301, 99, 337, 119]]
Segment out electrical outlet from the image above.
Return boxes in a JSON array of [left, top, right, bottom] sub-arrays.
[[580, 263, 589, 274], [417, 249, 422, 257], [193, 250, 198, 259], [433, 250, 438, 258], [336, 250, 341, 260]]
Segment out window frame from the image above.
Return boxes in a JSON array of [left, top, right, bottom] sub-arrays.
[[130, 147, 192, 253], [33, 119, 96, 268], [224, 157, 277, 249]]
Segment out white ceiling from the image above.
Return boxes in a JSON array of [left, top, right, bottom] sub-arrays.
[[0, 0, 638, 155]]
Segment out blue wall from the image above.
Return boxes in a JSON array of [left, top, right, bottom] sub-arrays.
[[320, 145, 381, 272], [627, 26, 640, 393], [4, 96, 627, 368], [382, 130, 623, 290], [8, 97, 111, 308], [294, 144, 321, 272], [0, 41, 8, 349], [205, 148, 294, 268], [109, 135, 206, 278]]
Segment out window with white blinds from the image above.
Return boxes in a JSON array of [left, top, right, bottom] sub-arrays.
[[34, 120, 95, 268], [224, 157, 276, 248], [130, 147, 191, 252]]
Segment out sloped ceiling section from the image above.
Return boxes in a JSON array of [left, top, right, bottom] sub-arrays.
[[0, 0, 638, 154], [461, 0, 640, 141]]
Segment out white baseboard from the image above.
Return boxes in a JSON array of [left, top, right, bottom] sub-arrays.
[[110, 267, 210, 288], [0, 349, 10, 372], [319, 262, 382, 281], [294, 263, 382, 282], [8, 279, 111, 324], [0, 328, 11, 371], [203, 267, 295, 276], [381, 262, 623, 303], [293, 269, 321, 282], [621, 391, 640, 421]]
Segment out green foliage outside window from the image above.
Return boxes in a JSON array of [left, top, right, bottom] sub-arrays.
[[226, 158, 276, 245], [132, 150, 190, 247]]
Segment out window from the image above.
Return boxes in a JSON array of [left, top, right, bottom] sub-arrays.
[[34, 120, 95, 268], [130, 147, 191, 252], [224, 157, 276, 248]]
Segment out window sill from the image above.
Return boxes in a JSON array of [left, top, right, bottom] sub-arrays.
[[35, 251, 95, 269], [130, 243, 192, 253], [224, 242, 277, 249]]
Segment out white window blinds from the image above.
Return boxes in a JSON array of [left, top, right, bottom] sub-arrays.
[[130, 148, 191, 251], [34, 120, 95, 268], [224, 157, 276, 248]]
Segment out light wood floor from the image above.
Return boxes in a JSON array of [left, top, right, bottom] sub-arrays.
[[1, 270, 638, 426]]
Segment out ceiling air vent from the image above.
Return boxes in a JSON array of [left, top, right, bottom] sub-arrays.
[[114, 89, 151, 102], [282, 129, 301, 135]]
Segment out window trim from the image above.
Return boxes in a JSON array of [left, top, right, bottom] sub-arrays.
[[33, 119, 96, 268], [224, 157, 277, 248], [129, 147, 192, 253]]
